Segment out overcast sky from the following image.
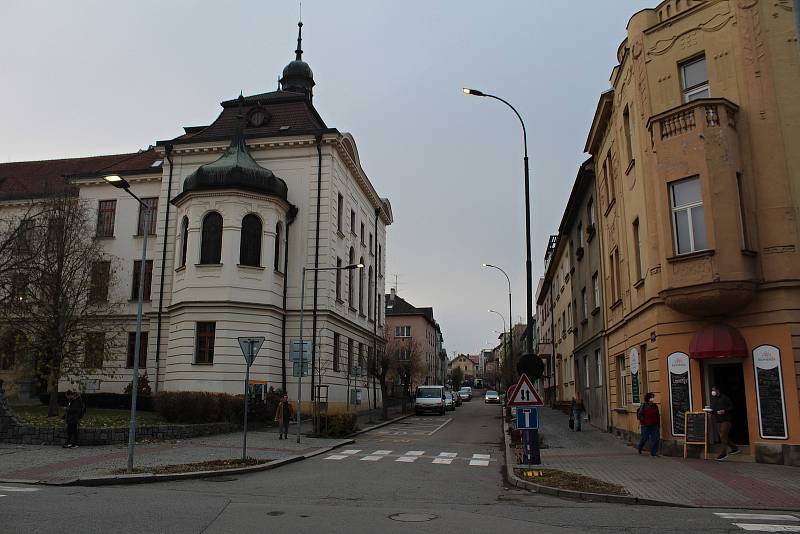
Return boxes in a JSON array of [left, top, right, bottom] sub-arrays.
[[0, 0, 647, 356]]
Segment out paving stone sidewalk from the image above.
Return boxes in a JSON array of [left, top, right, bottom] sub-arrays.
[[534, 407, 800, 509]]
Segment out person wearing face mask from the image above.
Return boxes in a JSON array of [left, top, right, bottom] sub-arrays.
[[710, 386, 739, 460]]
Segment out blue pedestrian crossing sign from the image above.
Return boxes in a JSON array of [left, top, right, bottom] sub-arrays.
[[516, 407, 539, 430]]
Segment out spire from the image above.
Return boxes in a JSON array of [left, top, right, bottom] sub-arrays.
[[279, 19, 315, 100], [295, 21, 303, 61]]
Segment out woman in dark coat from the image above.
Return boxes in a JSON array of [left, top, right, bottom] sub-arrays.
[[63, 390, 85, 448]]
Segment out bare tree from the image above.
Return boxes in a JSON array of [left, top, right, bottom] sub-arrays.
[[0, 193, 123, 415], [450, 367, 464, 391], [368, 337, 394, 420], [385, 337, 423, 414]]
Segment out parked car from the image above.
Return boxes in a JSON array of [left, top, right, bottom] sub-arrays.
[[444, 391, 455, 411], [458, 386, 473, 401], [484, 390, 500, 404], [451, 391, 462, 407], [415, 385, 446, 416]]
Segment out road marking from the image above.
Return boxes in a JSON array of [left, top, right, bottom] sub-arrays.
[[433, 452, 457, 465], [361, 455, 384, 461], [715, 514, 798, 522], [472, 454, 491, 460], [469, 459, 490, 466], [396, 456, 417, 463], [733, 525, 800, 532], [340, 450, 361, 455], [406, 451, 425, 456], [426, 418, 453, 435], [438, 452, 458, 458], [324, 454, 349, 460], [0, 486, 39, 493], [373, 450, 392, 455]]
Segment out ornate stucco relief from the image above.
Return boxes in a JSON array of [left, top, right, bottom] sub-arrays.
[[648, 6, 735, 57]]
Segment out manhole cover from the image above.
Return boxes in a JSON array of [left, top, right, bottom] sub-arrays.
[[266, 511, 284, 516], [388, 513, 438, 522], [201, 476, 238, 482]]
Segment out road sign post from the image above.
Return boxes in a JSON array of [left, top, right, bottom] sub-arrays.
[[509, 373, 543, 465], [237, 336, 265, 461]]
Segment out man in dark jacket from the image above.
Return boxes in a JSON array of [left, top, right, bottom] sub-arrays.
[[636, 392, 660, 457], [63, 390, 85, 448], [711, 386, 740, 460]]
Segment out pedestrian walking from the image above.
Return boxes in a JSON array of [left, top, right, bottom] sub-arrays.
[[711, 386, 740, 461], [570, 394, 585, 431], [636, 392, 660, 457], [63, 390, 85, 448], [275, 393, 291, 440]]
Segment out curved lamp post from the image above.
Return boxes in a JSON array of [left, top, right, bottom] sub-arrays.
[[483, 263, 512, 388], [488, 309, 507, 390]]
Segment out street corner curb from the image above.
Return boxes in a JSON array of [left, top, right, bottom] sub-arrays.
[[500, 418, 685, 508], [346, 412, 413, 438]]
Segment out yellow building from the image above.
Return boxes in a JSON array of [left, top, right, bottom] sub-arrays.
[[585, 0, 800, 464]]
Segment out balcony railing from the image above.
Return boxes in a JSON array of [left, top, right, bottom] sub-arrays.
[[647, 98, 739, 146]]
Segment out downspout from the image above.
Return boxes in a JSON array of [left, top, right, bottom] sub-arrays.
[[154, 144, 174, 393], [373, 207, 380, 409], [280, 206, 299, 392], [549, 283, 556, 407], [311, 133, 323, 404]]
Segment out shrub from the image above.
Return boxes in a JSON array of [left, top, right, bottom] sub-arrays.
[[124, 373, 152, 396], [318, 413, 358, 437], [39, 392, 154, 412], [153, 391, 282, 425]]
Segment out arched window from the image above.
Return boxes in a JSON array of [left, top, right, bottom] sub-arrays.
[[368, 266, 374, 319], [180, 216, 189, 268], [359, 256, 365, 314], [348, 247, 355, 307], [200, 211, 222, 264], [239, 214, 262, 267], [274, 222, 283, 272]]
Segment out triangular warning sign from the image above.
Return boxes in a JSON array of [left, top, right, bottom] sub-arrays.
[[508, 373, 543, 406]]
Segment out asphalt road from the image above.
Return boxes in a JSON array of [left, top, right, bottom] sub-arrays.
[[2, 396, 798, 533]]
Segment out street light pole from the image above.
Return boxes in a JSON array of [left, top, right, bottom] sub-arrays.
[[483, 263, 512, 388], [103, 175, 149, 473]]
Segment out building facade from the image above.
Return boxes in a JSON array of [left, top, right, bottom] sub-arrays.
[[584, 0, 799, 463], [0, 24, 393, 414], [384, 289, 443, 386], [448, 354, 478, 384]]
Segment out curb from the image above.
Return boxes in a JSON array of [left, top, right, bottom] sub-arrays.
[[347, 411, 412, 437], [0, 438, 355, 487]]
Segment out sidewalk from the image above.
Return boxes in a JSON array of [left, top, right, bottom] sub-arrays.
[[528, 407, 800, 509]]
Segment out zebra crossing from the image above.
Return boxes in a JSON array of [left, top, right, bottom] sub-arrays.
[[0, 484, 41, 499], [714, 512, 800, 532], [323, 449, 493, 467]]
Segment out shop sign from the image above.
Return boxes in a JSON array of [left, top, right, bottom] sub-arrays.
[[752, 345, 787, 440], [668, 352, 692, 436], [629, 347, 640, 404]]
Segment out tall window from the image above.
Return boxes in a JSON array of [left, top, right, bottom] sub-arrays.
[[126, 331, 148, 368], [348, 247, 355, 308], [239, 214, 262, 267], [595, 349, 603, 387], [368, 266, 374, 319], [274, 222, 283, 271], [378, 294, 382, 325], [369, 233, 373, 254], [84, 333, 105, 369], [581, 288, 588, 319], [605, 151, 615, 203], [378, 244, 382, 275], [180, 216, 189, 268], [567, 303, 572, 330], [90, 261, 111, 303], [610, 249, 621, 303], [337, 193, 343, 233], [96, 200, 116, 237], [132, 260, 153, 300], [616, 354, 626, 407], [681, 55, 709, 102], [359, 257, 365, 314], [736, 172, 750, 249], [195, 322, 216, 364], [670, 176, 706, 254], [358, 342, 364, 373], [584, 355, 590, 389], [633, 218, 643, 281], [350, 210, 356, 234], [333, 332, 340, 372], [347, 338, 353, 373], [639, 344, 649, 398], [623, 105, 633, 164], [577, 221, 584, 249], [200, 212, 223, 264], [588, 198, 596, 228], [136, 197, 158, 236], [335, 257, 343, 301], [360, 222, 365, 245], [592, 272, 600, 309]]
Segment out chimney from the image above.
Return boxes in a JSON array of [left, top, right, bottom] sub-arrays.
[[390, 287, 396, 302]]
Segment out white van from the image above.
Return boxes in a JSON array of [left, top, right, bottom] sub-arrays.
[[414, 385, 446, 416]]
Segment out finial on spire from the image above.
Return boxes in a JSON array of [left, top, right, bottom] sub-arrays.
[[295, 21, 303, 60]]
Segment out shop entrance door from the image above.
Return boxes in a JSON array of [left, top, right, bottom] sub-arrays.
[[707, 362, 750, 445]]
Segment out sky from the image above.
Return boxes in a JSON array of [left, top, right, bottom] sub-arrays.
[[0, 0, 648, 356]]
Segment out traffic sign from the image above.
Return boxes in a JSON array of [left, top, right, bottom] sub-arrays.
[[237, 336, 265, 366], [508, 373, 544, 406], [516, 407, 539, 430]]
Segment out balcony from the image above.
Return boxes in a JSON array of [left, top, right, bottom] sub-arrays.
[[647, 98, 738, 148]]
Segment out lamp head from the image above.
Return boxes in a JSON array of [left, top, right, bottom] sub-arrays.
[[103, 175, 130, 189], [345, 263, 365, 270], [462, 87, 485, 97]]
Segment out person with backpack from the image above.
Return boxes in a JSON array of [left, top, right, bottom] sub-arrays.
[[63, 390, 85, 448], [636, 392, 660, 457]]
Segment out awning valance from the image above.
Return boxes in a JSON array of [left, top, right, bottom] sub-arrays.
[[688, 323, 747, 359]]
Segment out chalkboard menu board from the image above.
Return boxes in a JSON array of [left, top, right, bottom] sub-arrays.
[[753, 345, 787, 439], [684, 412, 707, 443], [668, 352, 692, 436]]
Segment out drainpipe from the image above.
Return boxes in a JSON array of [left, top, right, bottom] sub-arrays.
[[549, 283, 556, 407], [154, 144, 174, 392], [281, 206, 299, 392], [311, 134, 323, 404], [373, 207, 380, 409]]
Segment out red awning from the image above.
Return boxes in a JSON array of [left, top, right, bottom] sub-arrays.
[[688, 323, 748, 359]]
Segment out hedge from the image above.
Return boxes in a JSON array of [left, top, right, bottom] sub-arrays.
[[39, 392, 154, 412], [318, 413, 358, 437], [154, 391, 282, 425]]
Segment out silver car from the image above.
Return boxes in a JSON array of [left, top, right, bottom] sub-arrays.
[[444, 392, 455, 411], [414, 385, 446, 416]]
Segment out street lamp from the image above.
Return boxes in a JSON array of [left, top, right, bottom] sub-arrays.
[[488, 309, 506, 390], [103, 174, 150, 473], [297, 262, 363, 443], [483, 263, 512, 388]]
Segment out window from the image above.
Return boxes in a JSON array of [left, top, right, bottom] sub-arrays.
[[592, 272, 600, 309], [396, 326, 411, 338], [200, 212, 223, 264], [90, 261, 111, 303], [588, 198, 596, 228], [337, 194, 343, 233], [377, 294, 382, 325], [333, 332, 340, 372], [358, 342, 364, 373], [595, 349, 603, 387], [96, 200, 116, 237], [736, 172, 750, 249], [350, 210, 356, 235], [605, 151, 615, 203], [639, 344, 649, 398], [567, 303, 572, 330], [84, 333, 105, 369], [610, 249, 621, 303], [581, 288, 588, 319], [633, 218, 643, 281], [378, 244, 382, 275], [180, 216, 189, 268], [274, 222, 283, 271], [131, 260, 153, 300], [348, 248, 355, 308], [347, 338, 353, 373], [126, 331, 148, 368], [136, 197, 158, 236], [239, 214, 262, 267], [681, 55, 709, 102], [368, 266, 374, 319], [577, 221, 584, 249], [670, 176, 707, 254], [360, 222, 365, 245], [369, 233, 373, 254], [336, 258, 342, 301], [616, 354, 626, 406], [561, 311, 566, 336], [359, 257, 365, 314], [195, 322, 216, 364], [584, 355, 590, 389], [623, 105, 633, 164]]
